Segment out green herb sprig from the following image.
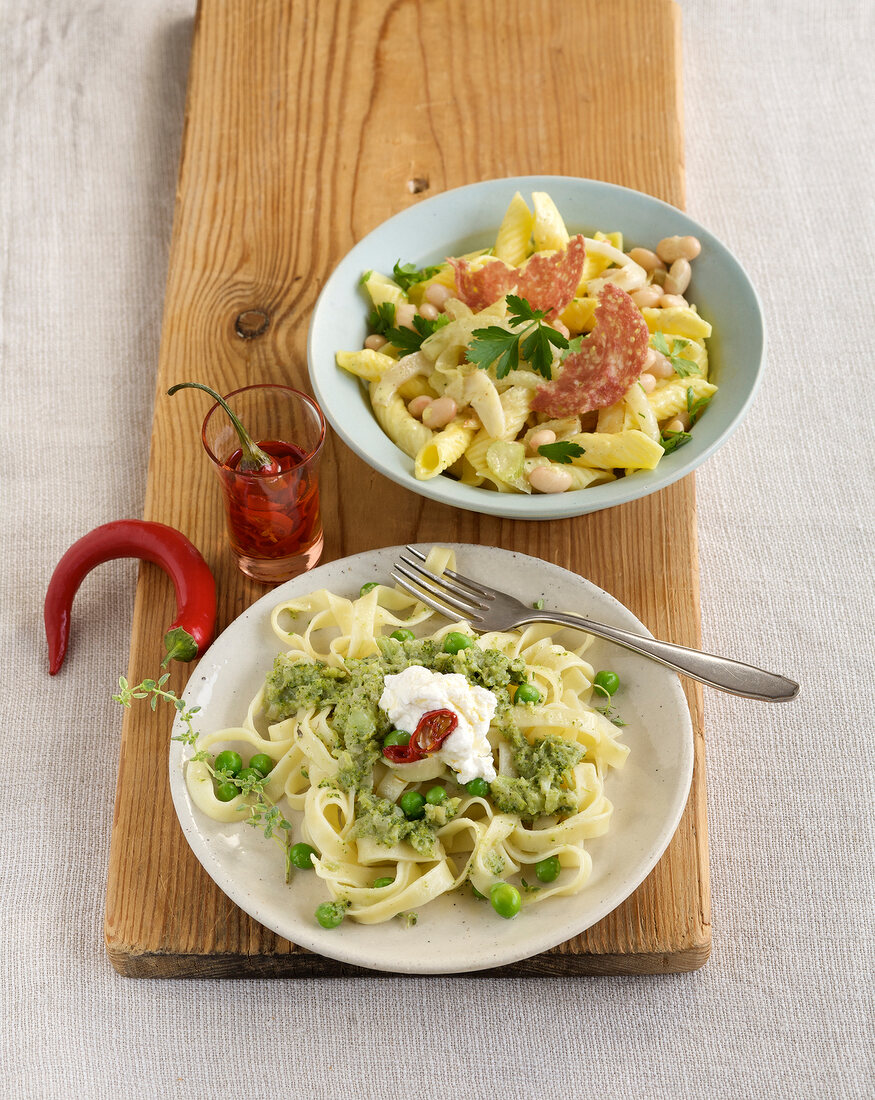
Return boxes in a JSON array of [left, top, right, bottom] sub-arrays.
[[659, 429, 692, 454], [687, 386, 712, 424], [114, 674, 295, 880], [536, 440, 585, 465], [392, 259, 442, 293], [467, 295, 569, 380], [367, 300, 450, 353], [591, 681, 627, 727], [651, 331, 699, 377]]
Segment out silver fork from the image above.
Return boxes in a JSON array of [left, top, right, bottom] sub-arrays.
[[392, 547, 799, 702]]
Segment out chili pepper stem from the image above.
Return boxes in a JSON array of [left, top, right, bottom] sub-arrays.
[[162, 626, 199, 667], [167, 382, 274, 472]]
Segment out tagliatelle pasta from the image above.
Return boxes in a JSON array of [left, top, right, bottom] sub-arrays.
[[337, 191, 716, 494], [184, 549, 629, 927]]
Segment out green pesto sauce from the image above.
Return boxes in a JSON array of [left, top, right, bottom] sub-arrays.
[[489, 725, 584, 818], [262, 637, 525, 794], [352, 790, 438, 855], [262, 635, 581, 835]]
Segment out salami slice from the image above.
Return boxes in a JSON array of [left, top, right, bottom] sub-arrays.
[[517, 233, 586, 315], [448, 234, 586, 314], [531, 283, 649, 417], [448, 257, 517, 312]]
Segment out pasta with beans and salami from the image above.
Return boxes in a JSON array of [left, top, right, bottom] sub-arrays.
[[336, 191, 716, 494], [184, 548, 628, 927]]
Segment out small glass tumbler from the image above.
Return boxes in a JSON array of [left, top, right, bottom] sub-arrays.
[[201, 384, 326, 582]]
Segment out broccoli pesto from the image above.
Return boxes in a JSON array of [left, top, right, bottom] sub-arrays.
[[262, 636, 526, 795], [489, 725, 585, 818], [262, 635, 585, 861]]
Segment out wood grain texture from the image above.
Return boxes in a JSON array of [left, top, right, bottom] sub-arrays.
[[105, 0, 710, 977]]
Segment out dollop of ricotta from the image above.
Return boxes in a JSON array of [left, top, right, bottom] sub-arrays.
[[379, 665, 497, 784]]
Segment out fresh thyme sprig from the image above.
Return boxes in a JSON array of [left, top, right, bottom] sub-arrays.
[[113, 674, 295, 879], [113, 673, 202, 744], [467, 294, 569, 380], [591, 681, 627, 727]]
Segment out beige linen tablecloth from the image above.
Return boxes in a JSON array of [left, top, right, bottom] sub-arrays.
[[2, 2, 872, 1097]]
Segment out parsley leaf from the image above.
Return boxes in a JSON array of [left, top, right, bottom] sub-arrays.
[[367, 301, 396, 335], [536, 440, 585, 464], [660, 429, 692, 454], [384, 312, 450, 354], [467, 294, 568, 380], [392, 260, 442, 292], [563, 334, 584, 359], [466, 325, 521, 378], [651, 330, 700, 377], [686, 386, 712, 424]]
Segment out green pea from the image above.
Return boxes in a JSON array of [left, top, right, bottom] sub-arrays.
[[535, 855, 561, 883], [214, 781, 239, 803], [383, 730, 411, 747], [593, 670, 620, 696], [471, 884, 487, 900], [248, 753, 274, 776], [390, 628, 416, 642], [515, 682, 542, 705], [465, 777, 490, 798], [490, 882, 522, 919], [237, 767, 262, 783], [289, 843, 318, 870], [373, 877, 394, 889], [425, 785, 447, 805], [399, 791, 426, 820], [442, 631, 474, 654], [214, 750, 242, 776], [360, 581, 380, 596], [315, 902, 346, 929]]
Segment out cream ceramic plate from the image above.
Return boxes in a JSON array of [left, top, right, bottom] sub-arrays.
[[169, 545, 693, 974]]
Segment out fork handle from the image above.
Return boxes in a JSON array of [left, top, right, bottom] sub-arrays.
[[528, 612, 799, 702]]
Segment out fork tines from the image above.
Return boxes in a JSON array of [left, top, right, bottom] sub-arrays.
[[392, 549, 489, 624]]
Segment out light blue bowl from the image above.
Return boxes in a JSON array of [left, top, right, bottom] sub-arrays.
[[307, 176, 765, 519]]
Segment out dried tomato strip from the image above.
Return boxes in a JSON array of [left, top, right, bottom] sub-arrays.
[[382, 708, 459, 764]]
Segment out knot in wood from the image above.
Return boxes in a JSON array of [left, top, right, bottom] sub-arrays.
[[234, 309, 270, 340]]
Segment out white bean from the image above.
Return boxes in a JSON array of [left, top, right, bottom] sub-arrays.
[[528, 465, 573, 494], [664, 418, 685, 433], [627, 247, 666, 273], [663, 258, 691, 296], [659, 293, 688, 309], [657, 235, 701, 264], [425, 283, 452, 309], [638, 372, 657, 393], [364, 333, 387, 351], [632, 286, 662, 309], [394, 302, 417, 329], [407, 395, 433, 419], [421, 395, 457, 429], [419, 302, 440, 321], [527, 428, 557, 453], [648, 353, 675, 379]]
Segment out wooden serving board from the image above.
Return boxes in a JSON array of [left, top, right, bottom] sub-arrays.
[[106, 0, 710, 976]]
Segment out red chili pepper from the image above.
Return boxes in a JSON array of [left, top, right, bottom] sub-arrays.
[[44, 520, 217, 675], [382, 709, 458, 764]]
